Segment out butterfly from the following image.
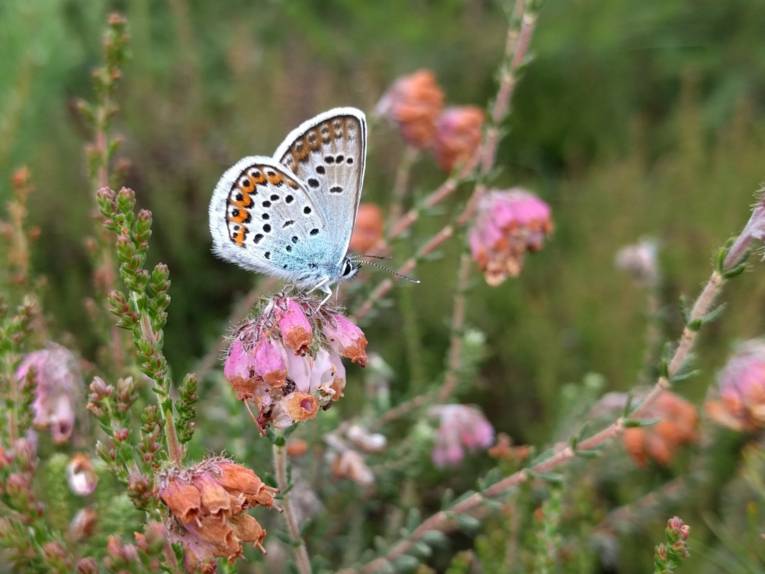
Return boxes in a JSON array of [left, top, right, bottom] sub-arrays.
[[209, 107, 367, 304]]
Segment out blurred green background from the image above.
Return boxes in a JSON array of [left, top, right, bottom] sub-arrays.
[[3, 0, 765, 571]]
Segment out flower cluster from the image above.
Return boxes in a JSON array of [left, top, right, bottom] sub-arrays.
[[430, 404, 494, 468], [706, 340, 765, 431], [16, 344, 82, 444], [469, 188, 553, 285], [158, 458, 277, 571], [623, 391, 698, 466], [375, 69, 444, 148], [224, 295, 367, 432], [377, 69, 485, 171]]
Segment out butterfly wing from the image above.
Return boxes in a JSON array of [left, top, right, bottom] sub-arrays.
[[274, 107, 367, 262], [209, 156, 330, 283]]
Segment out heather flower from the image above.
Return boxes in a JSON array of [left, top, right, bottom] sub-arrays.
[[706, 340, 765, 431], [346, 424, 387, 453], [615, 238, 660, 286], [330, 450, 375, 487], [432, 106, 484, 171], [323, 313, 368, 366], [16, 344, 82, 444], [158, 458, 276, 570], [375, 69, 445, 148], [223, 295, 365, 432], [723, 192, 765, 271], [430, 404, 494, 468], [469, 189, 553, 285], [623, 391, 698, 466], [350, 203, 384, 254], [66, 453, 98, 496], [69, 507, 98, 541]]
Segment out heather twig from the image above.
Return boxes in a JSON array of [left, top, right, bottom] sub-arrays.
[[274, 442, 313, 574]]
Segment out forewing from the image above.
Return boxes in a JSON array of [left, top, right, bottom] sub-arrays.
[[209, 156, 327, 280], [274, 107, 367, 259]]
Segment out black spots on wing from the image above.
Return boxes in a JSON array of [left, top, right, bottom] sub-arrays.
[[283, 220, 295, 228], [262, 201, 271, 208], [347, 157, 354, 165], [336, 154, 344, 163], [307, 178, 320, 188], [270, 194, 279, 201], [254, 234, 264, 244], [291, 236, 299, 243], [262, 213, 270, 220], [310, 228, 319, 236], [303, 206, 312, 215], [325, 156, 335, 164], [316, 165, 326, 175], [286, 245, 293, 253], [263, 224, 272, 233], [329, 185, 343, 194], [286, 195, 294, 204], [264, 251, 271, 260]]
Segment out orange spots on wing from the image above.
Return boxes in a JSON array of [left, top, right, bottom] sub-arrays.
[[267, 171, 283, 186], [286, 179, 299, 190], [251, 170, 267, 186], [230, 208, 249, 224], [232, 191, 254, 209], [232, 228, 246, 246], [307, 130, 321, 151]]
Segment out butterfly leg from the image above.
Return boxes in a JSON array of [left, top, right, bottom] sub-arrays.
[[307, 277, 333, 308]]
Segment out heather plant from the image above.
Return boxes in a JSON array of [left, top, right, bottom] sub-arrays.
[[3, 1, 765, 573]]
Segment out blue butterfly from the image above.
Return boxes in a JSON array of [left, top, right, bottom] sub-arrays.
[[209, 107, 367, 304]]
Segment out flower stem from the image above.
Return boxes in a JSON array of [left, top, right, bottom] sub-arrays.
[[273, 443, 312, 574]]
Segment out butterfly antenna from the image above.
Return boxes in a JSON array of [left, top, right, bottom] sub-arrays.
[[355, 256, 421, 284]]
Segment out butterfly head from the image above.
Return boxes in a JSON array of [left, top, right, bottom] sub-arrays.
[[340, 256, 360, 282]]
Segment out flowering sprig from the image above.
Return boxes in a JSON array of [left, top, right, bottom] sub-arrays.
[[654, 516, 690, 573], [96, 186, 189, 466], [77, 13, 130, 374]]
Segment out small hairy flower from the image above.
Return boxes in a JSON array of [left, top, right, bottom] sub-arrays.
[[223, 295, 366, 431], [375, 69, 445, 148], [349, 203, 384, 254], [469, 189, 553, 285], [16, 344, 82, 444], [158, 458, 276, 570], [623, 391, 698, 466], [615, 238, 660, 286], [432, 106, 484, 171], [723, 192, 765, 271], [66, 453, 98, 496], [706, 340, 765, 431], [430, 404, 495, 468]]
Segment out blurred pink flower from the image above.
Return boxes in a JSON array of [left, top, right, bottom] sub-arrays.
[[223, 295, 364, 431], [706, 340, 765, 431], [615, 238, 660, 286], [16, 344, 82, 444], [430, 404, 494, 468], [66, 453, 98, 496], [432, 106, 484, 171], [469, 189, 553, 285], [376, 69, 445, 148], [330, 449, 375, 487]]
